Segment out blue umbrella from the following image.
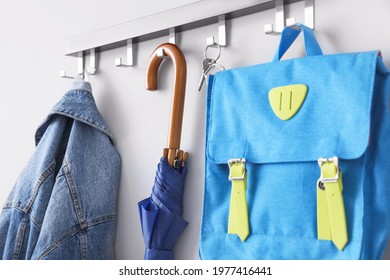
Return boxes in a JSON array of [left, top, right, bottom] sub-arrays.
[[138, 43, 188, 259], [138, 156, 188, 259]]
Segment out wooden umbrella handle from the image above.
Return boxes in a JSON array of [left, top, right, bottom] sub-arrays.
[[145, 43, 187, 166]]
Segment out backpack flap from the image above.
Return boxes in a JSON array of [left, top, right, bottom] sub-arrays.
[[207, 51, 380, 164]]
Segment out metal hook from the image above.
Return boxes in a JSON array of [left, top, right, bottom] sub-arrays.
[[60, 52, 84, 79], [115, 39, 134, 67], [206, 15, 226, 47], [157, 48, 168, 59], [286, 0, 315, 29], [61, 49, 96, 79], [264, 0, 285, 35], [265, 0, 315, 35], [156, 28, 178, 58], [86, 49, 96, 75], [169, 28, 176, 45]]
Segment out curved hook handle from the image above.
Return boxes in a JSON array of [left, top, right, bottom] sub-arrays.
[[146, 43, 187, 166]]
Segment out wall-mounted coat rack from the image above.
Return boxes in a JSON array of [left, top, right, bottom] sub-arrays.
[[61, 0, 314, 75]]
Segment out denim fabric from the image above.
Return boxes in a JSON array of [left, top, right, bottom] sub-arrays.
[[0, 81, 121, 259], [200, 26, 390, 259]]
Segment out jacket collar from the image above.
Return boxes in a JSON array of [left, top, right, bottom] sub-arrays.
[[35, 80, 115, 145]]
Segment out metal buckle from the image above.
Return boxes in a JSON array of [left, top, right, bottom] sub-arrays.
[[228, 158, 246, 181], [318, 157, 340, 183]]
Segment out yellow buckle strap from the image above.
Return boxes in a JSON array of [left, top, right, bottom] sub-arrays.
[[317, 157, 348, 251], [227, 158, 249, 242]]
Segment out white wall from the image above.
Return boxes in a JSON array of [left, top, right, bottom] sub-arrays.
[[0, 0, 389, 260]]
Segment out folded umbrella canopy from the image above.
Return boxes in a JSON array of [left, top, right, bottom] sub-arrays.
[[138, 43, 188, 260], [139, 156, 188, 259]]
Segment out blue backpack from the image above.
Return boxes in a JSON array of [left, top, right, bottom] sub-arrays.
[[199, 24, 390, 259]]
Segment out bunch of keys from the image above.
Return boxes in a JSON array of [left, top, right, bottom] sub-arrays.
[[198, 42, 225, 91]]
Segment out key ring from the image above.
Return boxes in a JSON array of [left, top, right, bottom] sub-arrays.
[[204, 42, 221, 61]]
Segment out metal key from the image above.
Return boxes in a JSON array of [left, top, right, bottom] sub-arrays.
[[198, 58, 215, 92]]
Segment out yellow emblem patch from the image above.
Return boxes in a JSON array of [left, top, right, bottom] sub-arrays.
[[268, 84, 308, 120]]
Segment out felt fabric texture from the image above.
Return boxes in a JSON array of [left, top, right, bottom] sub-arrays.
[[199, 25, 390, 259]]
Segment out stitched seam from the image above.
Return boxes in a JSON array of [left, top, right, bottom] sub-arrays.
[[79, 231, 87, 260], [360, 151, 369, 258], [37, 227, 79, 259], [1, 207, 43, 231], [23, 160, 56, 213], [88, 214, 117, 225], [201, 75, 215, 250], [36, 214, 117, 259], [63, 160, 85, 228], [12, 216, 28, 260]]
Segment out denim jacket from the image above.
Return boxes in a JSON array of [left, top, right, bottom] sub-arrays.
[[0, 81, 121, 259]]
